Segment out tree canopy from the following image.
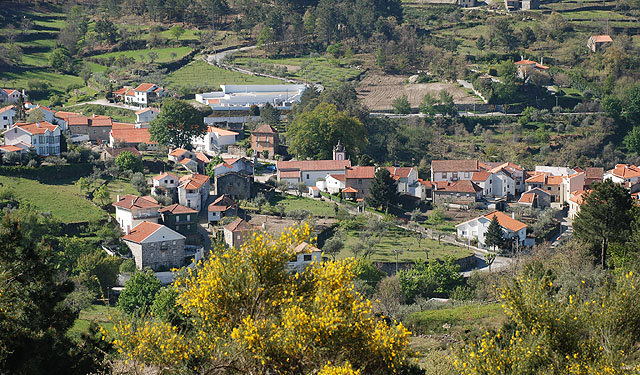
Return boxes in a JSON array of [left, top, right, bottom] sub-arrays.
[[287, 103, 366, 160], [366, 168, 398, 212], [107, 224, 416, 374], [484, 216, 504, 251], [116, 269, 162, 315], [149, 98, 206, 149], [115, 150, 142, 172]]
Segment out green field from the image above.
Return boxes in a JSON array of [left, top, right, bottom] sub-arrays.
[[338, 227, 473, 262], [166, 60, 282, 90], [90, 46, 193, 65], [67, 104, 136, 123], [0, 176, 107, 223], [68, 304, 113, 340], [269, 194, 337, 218], [407, 303, 504, 334], [231, 55, 363, 88]]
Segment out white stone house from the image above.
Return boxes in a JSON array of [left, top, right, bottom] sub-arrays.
[[135, 107, 160, 126], [1, 89, 22, 104], [317, 174, 345, 194], [178, 174, 211, 212], [287, 242, 322, 273], [568, 190, 587, 220], [604, 164, 640, 187], [192, 126, 239, 154], [456, 211, 527, 249], [3, 121, 61, 156], [122, 221, 186, 271], [383, 166, 425, 199], [223, 218, 253, 248], [113, 194, 162, 234], [0, 105, 16, 130], [26, 105, 55, 123], [152, 172, 179, 198], [124, 83, 167, 107], [207, 195, 237, 222]]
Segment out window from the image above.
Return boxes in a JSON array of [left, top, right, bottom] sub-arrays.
[[306, 174, 310, 179], [172, 240, 176, 245], [303, 254, 312, 262], [186, 214, 190, 221], [452, 172, 458, 179], [39, 136, 44, 143], [442, 172, 447, 179], [358, 179, 362, 184], [464, 172, 470, 178]]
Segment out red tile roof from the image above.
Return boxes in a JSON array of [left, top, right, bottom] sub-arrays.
[[111, 127, 154, 144], [610, 164, 640, 179], [122, 221, 163, 243], [591, 35, 613, 43], [135, 107, 160, 115], [208, 195, 237, 212], [103, 147, 141, 157], [112, 194, 160, 210], [277, 160, 351, 172], [515, 59, 549, 70], [195, 152, 210, 164], [0, 145, 24, 152], [91, 116, 113, 127], [224, 218, 252, 232], [342, 187, 358, 193], [125, 89, 135, 96], [153, 172, 178, 181], [112, 122, 136, 130], [383, 166, 414, 178], [483, 211, 527, 232], [67, 116, 89, 126], [569, 190, 587, 205], [472, 171, 491, 182], [585, 167, 603, 179], [328, 174, 345, 181], [159, 203, 198, 214], [180, 173, 209, 184], [134, 83, 157, 92], [436, 180, 482, 193], [207, 126, 239, 136], [280, 170, 301, 179], [346, 166, 375, 179], [253, 124, 277, 134], [169, 148, 190, 157], [0, 105, 15, 114], [431, 160, 479, 173], [13, 121, 58, 135], [518, 192, 536, 204]]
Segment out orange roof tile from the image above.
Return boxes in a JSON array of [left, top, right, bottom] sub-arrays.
[[224, 218, 252, 232], [135, 107, 159, 115], [0, 105, 15, 114], [159, 203, 198, 214], [207, 126, 239, 136], [591, 35, 613, 43], [113, 87, 128, 95], [134, 83, 156, 92], [111, 127, 153, 144], [103, 147, 141, 157], [472, 171, 491, 182], [431, 160, 479, 173], [518, 193, 536, 204], [153, 172, 178, 181], [122, 221, 163, 243], [0, 145, 24, 152], [111, 122, 136, 130], [253, 124, 277, 134], [569, 190, 588, 205], [342, 187, 358, 193], [277, 160, 351, 172], [483, 211, 527, 232], [13, 121, 58, 135], [180, 173, 209, 184], [515, 59, 549, 70], [112, 194, 160, 209], [383, 166, 414, 178], [328, 174, 345, 181], [169, 148, 190, 157], [346, 166, 375, 179], [610, 164, 640, 179], [436, 180, 482, 193], [208, 195, 237, 212]]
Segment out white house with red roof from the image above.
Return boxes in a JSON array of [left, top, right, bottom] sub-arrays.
[[123, 83, 167, 107], [135, 107, 160, 126], [152, 172, 179, 198], [178, 173, 211, 211], [318, 174, 345, 194], [456, 211, 528, 249], [0, 105, 16, 130], [113, 194, 162, 233], [208, 195, 238, 222], [0, 89, 22, 104], [26, 105, 55, 123], [604, 164, 640, 187], [383, 166, 426, 199], [3, 121, 61, 155], [210, 157, 254, 177], [192, 126, 239, 154], [122, 221, 186, 271], [568, 190, 588, 220], [109, 124, 155, 148], [277, 159, 352, 186], [514, 59, 549, 81]]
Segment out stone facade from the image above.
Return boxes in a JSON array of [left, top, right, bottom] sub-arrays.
[[127, 237, 186, 271], [215, 171, 253, 200]]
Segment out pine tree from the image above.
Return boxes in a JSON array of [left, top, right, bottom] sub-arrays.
[[366, 168, 398, 213], [485, 216, 504, 252]]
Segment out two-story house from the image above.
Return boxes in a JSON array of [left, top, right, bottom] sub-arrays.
[[124, 83, 167, 107], [277, 159, 352, 186], [68, 115, 113, 143], [178, 173, 211, 211], [383, 166, 424, 199], [0, 105, 16, 130], [456, 211, 528, 249], [159, 203, 199, 244], [604, 164, 640, 187], [223, 218, 253, 248], [288, 242, 322, 273], [431, 159, 481, 182], [251, 124, 279, 159], [192, 126, 239, 154], [152, 172, 179, 200], [1, 88, 22, 104], [432, 180, 483, 205], [210, 157, 254, 177], [525, 171, 584, 204], [208, 195, 238, 222], [113, 194, 161, 233], [3, 121, 61, 156], [135, 107, 160, 126], [122, 221, 186, 271], [25, 105, 55, 123], [344, 166, 376, 200]]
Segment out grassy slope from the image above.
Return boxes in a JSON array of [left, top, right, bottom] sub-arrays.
[[68, 104, 136, 123], [269, 194, 337, 218], [339, 227, 473, 262], [90, 46, 193, 64], [166, 60, 282, 90], [68, 304, 113, 340], [0, 175, 107, 223]]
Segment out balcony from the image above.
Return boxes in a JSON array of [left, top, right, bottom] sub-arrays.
[[133, 211, 160, 219]]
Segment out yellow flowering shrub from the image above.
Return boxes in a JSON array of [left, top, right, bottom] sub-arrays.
[[453, 271, 640, 375], [106, 223, 416, 374]]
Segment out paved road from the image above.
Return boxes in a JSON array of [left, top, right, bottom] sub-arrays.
[[206, 45, 257, 65], [550, 215, 573, 248]]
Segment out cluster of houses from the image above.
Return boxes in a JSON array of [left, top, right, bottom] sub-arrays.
[[112, 83, 168, 108]]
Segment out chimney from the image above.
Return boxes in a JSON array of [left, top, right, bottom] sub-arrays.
[[117, 194, 121, 202], [512, 212, 515, 219]]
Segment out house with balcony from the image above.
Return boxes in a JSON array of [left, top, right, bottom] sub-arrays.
[[152, 172, 179, 200], [3, 121, 61, 156], [251, 124, 279, 159], [122, 221, 186, 271], [113, 194, 161, 233], [124, 83, 167, 107], [178, 173, 211, 211], [192, 126, 238, 154], [159, 203, 199, 244]]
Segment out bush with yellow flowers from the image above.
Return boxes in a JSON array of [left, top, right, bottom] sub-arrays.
[[106, 223, 418, 374], [453, 267, 640, 374]]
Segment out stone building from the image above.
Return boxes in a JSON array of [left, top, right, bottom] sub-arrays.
[[122, 221, 186, 271]]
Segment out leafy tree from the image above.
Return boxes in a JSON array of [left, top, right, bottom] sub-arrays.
[[603, 95, 623, 121], [130, 172, 148, 195], [484, 252, 496, 272], [115, 150, 142, 172], [205, 155, 224, 178], [107, 224, 416, 374], [169, 25, 185, 42], [260, 102, 280, 126], [437, 90, 457, 116], [149, 98, 206, 149], [92, 184, 111, 207], [624, 127, 640, 155], [392, 94, 411, 114], [484, 216, 504, 251], [119, 259, 136, 273], [625, 84, 640, 124], [398, 257, 463, 302], [74, 249, 121, 298], [94, 16, 119, 44], [151, 286, 183, 324], [366, 169, 397, 213], [26, 108, 45, 123], [0, 217, 103, 374], [476, 35, 486, 50], [574, 179, 634, 268], [116, 269, 162, 315], [49, 47, 73, 73], [287, 103, 366, 160], [419, 93, 437, 115], [322, 235, 344, 260], [491, 18, 517, 51]]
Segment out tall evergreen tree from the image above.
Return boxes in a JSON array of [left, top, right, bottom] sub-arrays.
[[484, 216, 504, 252], [366, 168, 397, 213], [573, 179, 634, 269]]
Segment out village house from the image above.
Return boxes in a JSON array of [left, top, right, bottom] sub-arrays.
[[196, 84, 306, 111], [505, 0, 539, 11], [122, 221, 186, 271], [431, 159, 481, 183], [288, 242, 323, 273], [0, 144, 26, 157], [568, 190, 587, 220], [3, 121, 61, 156], [152, 172, 179, 200], [135, 107, 160, 126], [54, 111, 81, 130], [101, 147, 141, 161], [517, 187, 552, 209], [113, 194, 161, 233], [223, 218, 253, 248], [344, 166, 376, 200], [277, 159, 352, 186], [209, 157, 254, 177], [0, 105, 16, 130], [251, 124, 279, 159], [525, 171, 584, 204], [178, 173, 211, 212], [432, 180, 483, 206], [214, 171, 253, 200], [514, 59, 550, 82], [123, 83, 167, 107], [456, 211, 528, 249], [109, 124, 155, 148], [578, 167, 604, 189], [309, 185, 320, 198], [0, 88, 22, 104], [318, 174, 345, 194], [587, 35, 613, 53], [25, 105, 55, 123], [383, 166, 425, 199], [159, 203, 199, 244], [604, 164, 640, 187], [168, 148, 209, 174], [68, 114, 113, 143], [208, 195, 238, 222], [192, 126, 238, 154]]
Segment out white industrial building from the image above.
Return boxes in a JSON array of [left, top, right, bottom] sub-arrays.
[[196, 84, 306, 110]]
